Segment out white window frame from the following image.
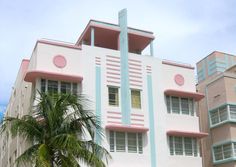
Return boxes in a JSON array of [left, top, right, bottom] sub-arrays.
[[166, 96, 195, 116], [108, 86, 120, 106]]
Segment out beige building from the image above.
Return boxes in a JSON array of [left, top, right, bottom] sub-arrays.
[[197, 51, 236, 167]]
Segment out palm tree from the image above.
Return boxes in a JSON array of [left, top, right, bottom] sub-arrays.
[[1, 92, 111, 167]]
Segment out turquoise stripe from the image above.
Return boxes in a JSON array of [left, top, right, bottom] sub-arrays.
[[150, 41, 154, 56], [119, 9, 131, 125], [91, 28, 95, 46], [147, 75, 157, 167], [95, 66, 101, 144]]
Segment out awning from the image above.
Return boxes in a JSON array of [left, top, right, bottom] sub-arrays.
[[164, 89, 204, 101], [105, 125, 149, 133], [167, 130, 208, 138], [24, 70, 83, 83]]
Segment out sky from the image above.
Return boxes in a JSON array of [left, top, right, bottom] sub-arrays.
[[0, 0, 236, 117]]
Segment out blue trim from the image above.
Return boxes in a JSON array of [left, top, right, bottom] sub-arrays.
[[95, 66, 101, 144], [91, 28, 95, 46], [119, 9, 131, 125], [147, 75, 157, 167], [150, 41, 154, 56]]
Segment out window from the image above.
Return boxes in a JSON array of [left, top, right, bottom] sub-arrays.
[[40, 79, 78, 95], [213, 143, 234, 162], [109, 131, 143, 154], [230, 105, 236, 120], [210, 105, 228, 126], [131, 89, 141, 109], [166, 96, 194, 116], [169, 136, 198, 157], [108, 87, 119, 106]]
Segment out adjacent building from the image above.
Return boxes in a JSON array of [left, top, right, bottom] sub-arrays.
[[0, 9, 207, 167], [197, 51, 236, 167]]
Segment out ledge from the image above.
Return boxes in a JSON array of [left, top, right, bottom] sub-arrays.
[[24, 70, 83, 83], [164, 89, 204, 101], [167, 130, 208, 138], [105, 124, 149, 133]]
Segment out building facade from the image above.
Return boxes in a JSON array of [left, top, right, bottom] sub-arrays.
[[197, 51, 236, 167], [0, 9, 207, 167]]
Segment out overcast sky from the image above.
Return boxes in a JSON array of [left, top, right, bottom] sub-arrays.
[[1, 0, 236, 115]]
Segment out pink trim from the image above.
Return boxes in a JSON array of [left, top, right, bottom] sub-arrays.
[[107, 76, 120, 80], [107, 59, 120, 63], [21, 59, 30, 76], [107, 55, 120, 60], [106, 124, 149, 132], [53, 55, 67, 68], [107, 67, 120, 72], [130, 83, 142, 87], [130, 79, 142, 83], [38, 40, 81, 50], [131, 113, 144, 117], [129, 59, 141, 63], [24, 70, 83, 83], [167, 130, 208, 138], [129, 63, 142, 67], [131, 118, 144, 122], [107, 116, 121, 119], [107, 121, 122, 124], [129, 75, 142, 79], [107, 72, 120, 76], [107, 80, 120, 84], [106, 63, 120, 67], [162, 60, 194, 70], [129, 67, 142, 71], [107, 111, 121, 115], [129, 71, 142, 75], [164, 89, 204, 101], [131, 123, 144, 127]]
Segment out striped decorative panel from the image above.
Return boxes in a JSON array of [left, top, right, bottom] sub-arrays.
[[107, 111, 122, 125], [146, 65, 152, 74], [131, 113, 145, 127], [95, 57, 101, 66], [106, 55, 121, 86], [129, 59, 142, 88]]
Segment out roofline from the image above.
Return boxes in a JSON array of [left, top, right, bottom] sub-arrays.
[[76, 19, 155, 45], [196, 51, 236, 65]]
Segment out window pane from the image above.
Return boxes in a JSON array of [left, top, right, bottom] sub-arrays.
[[61, 82, 71, 94], [223, 144, 232, 159], [128, 133, 137, 153], [110, 131, 115, 152], [116, 132, 125, 152], [131, 90, 141, 109], [41, 79, 46, 92], [234, 143, 236, 157], [219, 106, 228, 122], [48, 80, 58, 94], [210, 110, 219, 125], [184, 137, 192, 156], [214, 146, 223, 161], [189, 99, 194, 116], [172, 97, 180, 114], [138, 133, 143, 154], [181, 98, 189, 115], [108, 87, 119, 106], [166, 96, 171, 113], [230, 105, 236, 120], [174, 137, 183, 155], [169, 136, 174, 155], [72, 83, 78, 95], [193, 138, 198, 157]]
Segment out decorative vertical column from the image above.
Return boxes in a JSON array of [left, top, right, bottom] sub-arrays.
[[95, 57, 101, 144], [146, 66, 157, 167], [91, 27, 95, 46], [150, 40, 154, 56], [119, 9, 131, 125]]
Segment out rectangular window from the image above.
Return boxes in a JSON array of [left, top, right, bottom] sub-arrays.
[[181, 98, 189, 115], [116, 132, 125, 152], [109, 131, 143, 154], [210, 110, 219, 125], [166, 96, 171, 113], [223, 144, 232, 159], [131, 89, 141, 109], [230, 105, 236, 120], [128, 133, 137, 153], [72, 83, 78, 95], [213, 143, 234, 162], [210, 105, 229, 126], [48, 80, 58, 94], [214, 146, 223, 161], [61, 82, 71, 94], [41, 79, 46, 92], [108, 87, 119, 106], [169, 136, 198, 157], [172, 97, 180, 114], [219, 106, 227, 122]]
